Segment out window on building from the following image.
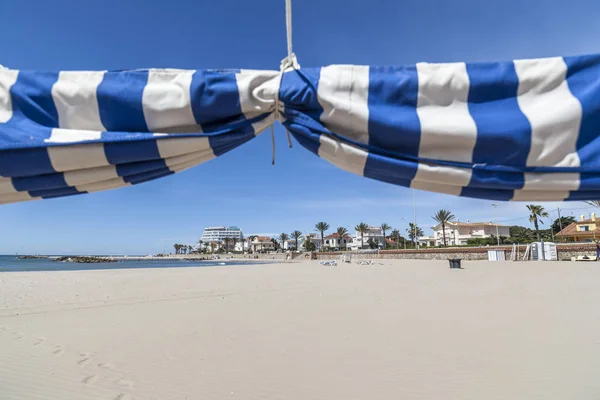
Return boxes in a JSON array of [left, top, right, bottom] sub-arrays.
[[581, 226, 590, 231]]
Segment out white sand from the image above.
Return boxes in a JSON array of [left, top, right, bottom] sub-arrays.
[[1, 260, 600, 400]]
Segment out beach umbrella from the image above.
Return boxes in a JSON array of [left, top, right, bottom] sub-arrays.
[[2, 1, 600, 204]]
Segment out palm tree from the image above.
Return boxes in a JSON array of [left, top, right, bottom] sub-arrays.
[[291, 230, 303, 251], [336, 227, 349, 250], [315, 222, 330, 252], [527, 204, 549, 241], [432, 209, 455, 247], [390, 229, 401, 249], [380, 223, 391, 249], [355, 222, 369, 249], [586, 201, 600, 208], [407, 223, 424, 247], [279, 233, 289, 251]]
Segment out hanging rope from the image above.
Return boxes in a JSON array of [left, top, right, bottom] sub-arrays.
[[286, 0, 293, 61]]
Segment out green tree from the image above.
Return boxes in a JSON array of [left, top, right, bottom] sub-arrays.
[[355, 222, 369, 249], [315, 222, 330, 252], [271, 238, 279, 251], [367, 238, 379, 249], [585, 201, 600, 208], [389, 229, 401, 249], [336, 227, 349, 250], [432, 209, 455, 247], [407, 223, 424, 247], [279, 233, 289, 250], [551, 216, 575, 234], [380, 222, 391, 249], [303, 235, 316, 252], [291, 230, 303, 251], [527, 205, 549, 241]]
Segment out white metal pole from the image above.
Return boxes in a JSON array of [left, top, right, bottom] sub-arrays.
[[413, 189, 418, 250], [492, 203, 500, 246]]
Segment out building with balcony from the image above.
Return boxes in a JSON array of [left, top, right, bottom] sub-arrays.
[[556, 213, 599, 242], [428, 220, 510, 246]]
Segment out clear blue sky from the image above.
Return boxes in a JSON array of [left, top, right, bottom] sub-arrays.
[[1, 0, 600, 255]]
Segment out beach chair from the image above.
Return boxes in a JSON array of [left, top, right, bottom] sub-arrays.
[[319, 260, 337, 266], [357, 260, 374, 265]]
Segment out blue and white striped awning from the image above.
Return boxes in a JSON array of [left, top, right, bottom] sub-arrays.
[[2, 53, 600, 204]]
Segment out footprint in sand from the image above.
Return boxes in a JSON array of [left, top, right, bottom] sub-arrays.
[[52, 346, 65, 356], [33, 338, 46, 347], [82, 375, 99, 385], [115, 377, 135, 389], [114, 393, 132, 400], [77, 357, 92, 366], [98, 362, 116, 370]]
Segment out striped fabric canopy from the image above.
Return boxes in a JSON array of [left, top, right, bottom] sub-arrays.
[[2, 53, 600, 204]]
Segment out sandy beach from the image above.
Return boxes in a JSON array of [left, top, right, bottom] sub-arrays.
[[1, 259, 600, 400]]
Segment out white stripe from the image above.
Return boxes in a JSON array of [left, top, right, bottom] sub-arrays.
[[48, 142, 109, 172], [63, 164, 120, 187], [0, 191, 36, 205], [511, 190, 573, 201], [318, 65, 370, 144], [514, 57, 582, 167], [52, 71, 106, 130], [0, 69, 19, 123], [76, 177, 130, 193], [235, 69, 279, 136], [512, 172, 579, 201], [45, 128, 103, 144], [163, 148, 215, 170], [410, 163, 471, 196], [415, 62, 477, 162], [142, 69, 197, 132], [317, 135, 368, 176], [155, 137, 214, 159], [413, 62, 476, 191], [409, 180, 464, 197], [0, 178, 18, 194]]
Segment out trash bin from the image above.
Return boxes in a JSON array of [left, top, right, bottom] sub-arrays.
[[449, 259, 462, 269]]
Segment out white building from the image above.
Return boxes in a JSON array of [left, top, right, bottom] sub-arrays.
[[427, 220, 510, 246], [200, 226, 243, 244], [323, 233, 352, 250], [250, 236, 275, 253], [284, 237, 305, 250], [349, 226, 384, 250]]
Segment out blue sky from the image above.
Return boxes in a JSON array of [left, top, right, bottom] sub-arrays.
[[1, 0, 600, 254]]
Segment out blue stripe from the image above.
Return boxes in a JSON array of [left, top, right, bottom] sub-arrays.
[[104, 139, 162, 165], [127, 167, 174, 185], [280, 69, 324, 127], [29, 186, 83, 199], [364, 66, 420, 187], [191, 70, 243, 128], [12, 172, 70, 192], [208, 129, 255, 157], [10, 71, 60, 129], [97, 71, 149, 132], [564, 54, 600, 199], [280, 68, 324, 157], [0, 147, 55, 177], [461, 61, 531, 200]]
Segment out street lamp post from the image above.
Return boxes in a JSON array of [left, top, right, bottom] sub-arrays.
[[492, 204, 500, 246]]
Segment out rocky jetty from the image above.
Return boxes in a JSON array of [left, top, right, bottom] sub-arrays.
[[17, 255, 49, 259], [52, 256, 116, 263]]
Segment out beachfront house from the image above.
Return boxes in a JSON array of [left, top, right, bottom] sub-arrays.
[[556, 213, 599, 242], [283, 237, 305, 251], [348, 225, 384, 250], [323, 233, 352, 250], [428, 220, 510, 246], [250, 236, 275, 253]]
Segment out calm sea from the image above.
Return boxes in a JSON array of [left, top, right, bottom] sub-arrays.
[[0, 255, 254, 272]]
